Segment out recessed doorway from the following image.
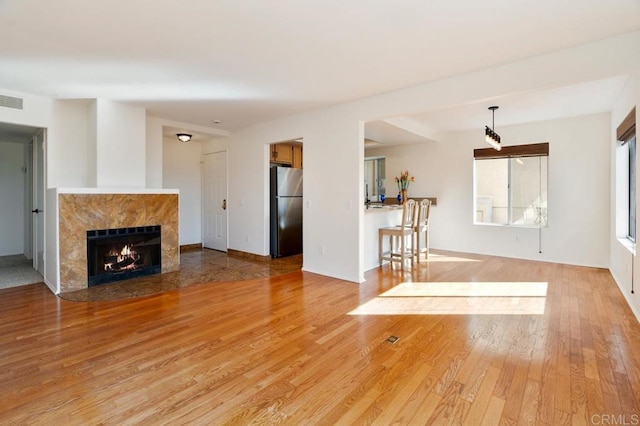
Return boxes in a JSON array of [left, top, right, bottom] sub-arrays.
[[0, 121, 46, 289]]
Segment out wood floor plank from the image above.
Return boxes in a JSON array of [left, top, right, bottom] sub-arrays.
[[464, 366, 501, 423], [481, 395, 505, 425], [2, 250, 640, 424]]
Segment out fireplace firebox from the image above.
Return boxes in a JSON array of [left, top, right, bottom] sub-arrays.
[[87, 226, 161, 287]]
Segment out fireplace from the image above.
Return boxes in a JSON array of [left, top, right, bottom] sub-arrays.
[[87, 226, 162, 287]]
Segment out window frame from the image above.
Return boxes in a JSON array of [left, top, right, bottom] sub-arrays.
[[626, 135, 637, 244], [473, 142, 549, 228], [617, 107, 637, 246]]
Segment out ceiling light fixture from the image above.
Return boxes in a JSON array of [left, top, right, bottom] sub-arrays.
[[176, 133, 192, 143], [485, 106, 501, 151]]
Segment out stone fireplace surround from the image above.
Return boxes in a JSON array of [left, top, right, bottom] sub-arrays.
[[55, 189, 179, 293]]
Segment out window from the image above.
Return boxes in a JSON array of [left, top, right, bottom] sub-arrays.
[[364, 156, 386, 202], [474, 143, 548, 227], [629, 135, 636, 242], [618, 107, 637, 243]]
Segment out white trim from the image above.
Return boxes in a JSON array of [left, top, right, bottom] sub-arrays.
[[55, 187, 179, 194], [610, 268, 640, 323], [618, 237, 637, 256]]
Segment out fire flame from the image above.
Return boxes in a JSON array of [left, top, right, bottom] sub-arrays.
[[120, 244, 131, 258], [104, 244, 140, 271]]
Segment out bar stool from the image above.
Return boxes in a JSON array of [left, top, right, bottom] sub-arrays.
[[414, 199, 431, 262], [378, 200, 416, 269]]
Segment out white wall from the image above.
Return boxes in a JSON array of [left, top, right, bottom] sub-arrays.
[[201, 32, 639, 283], [0, 31, 638, 286], [45, 188, 59, 293], [49, 100, 90, 188], [146, 117, 164, 188], [366, 113, 611, 267], [94, 99, 146, 188], [0, 90, 53, 132], [610, 72, 640, 320], [0, 93, 170, 289], [212, 110, 363, 282], [87, 100, 97, 187], [147, 116, 230, 190], [0, 141, 26, 256], [163, 136, 202, 245]]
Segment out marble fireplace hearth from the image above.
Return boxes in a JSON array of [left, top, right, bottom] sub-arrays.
[[54, 189, 179, 294]]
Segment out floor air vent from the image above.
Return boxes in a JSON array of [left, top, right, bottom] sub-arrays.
[[0, 95, 24, 110]]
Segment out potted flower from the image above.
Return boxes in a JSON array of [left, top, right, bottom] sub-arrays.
[[395, 171, 415, 204]]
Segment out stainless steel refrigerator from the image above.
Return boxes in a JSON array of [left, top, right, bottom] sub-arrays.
[[270, 166, 303, 257]]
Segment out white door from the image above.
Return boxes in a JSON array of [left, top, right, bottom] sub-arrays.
[[32, 130, 45, 276], [203, 151, 228, 252]]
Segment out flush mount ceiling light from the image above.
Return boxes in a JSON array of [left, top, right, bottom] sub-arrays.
[[176, 133, 192, 143], [485, 106, 502, 151]]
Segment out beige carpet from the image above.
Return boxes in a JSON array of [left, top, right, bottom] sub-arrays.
[[0, 255, 43, 290]]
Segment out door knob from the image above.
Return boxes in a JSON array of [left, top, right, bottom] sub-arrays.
[[32, 208, 42, 214], [222, 199, 227, 210]]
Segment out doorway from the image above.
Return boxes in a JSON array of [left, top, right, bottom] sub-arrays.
[[0, 122, 45, 289], [268, 139, 303, 258], [202, 151, 228, 252]]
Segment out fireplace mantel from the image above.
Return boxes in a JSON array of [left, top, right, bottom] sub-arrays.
[[55, 187, 180, 195], [49, 188, 180, 294]]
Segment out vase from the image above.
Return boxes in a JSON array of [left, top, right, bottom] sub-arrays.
[[401, 189, 407, 204]]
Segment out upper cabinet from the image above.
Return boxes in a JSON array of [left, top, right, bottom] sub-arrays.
[[270, 143, 293, 165], [292, 143, 302, 169], [271, 142, 303, 168]]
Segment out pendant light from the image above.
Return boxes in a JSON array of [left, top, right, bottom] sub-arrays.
[[485, 106, 501, 151]]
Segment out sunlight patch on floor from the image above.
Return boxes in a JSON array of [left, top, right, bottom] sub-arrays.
[[382, 281, 548, 297], [349, 281, 548, 315]]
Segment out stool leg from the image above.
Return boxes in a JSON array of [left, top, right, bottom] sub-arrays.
[[400, 232, 405, 270], [425, 227, 429, 259], [411, 231, 415, 265], [390, 235, 394, 256], [423, 229, 427, 261], [378, 230, 383, 266]]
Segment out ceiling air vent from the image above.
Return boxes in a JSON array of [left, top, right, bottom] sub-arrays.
[[0, 94, 24, 110]]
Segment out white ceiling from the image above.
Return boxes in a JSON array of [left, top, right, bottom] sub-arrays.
[[365, 76, 631, 146], [0, 0, 639, 134], [161, 126, 224, 143]]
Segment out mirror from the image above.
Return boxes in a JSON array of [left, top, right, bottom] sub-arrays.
[[364, 156, 386, 202]]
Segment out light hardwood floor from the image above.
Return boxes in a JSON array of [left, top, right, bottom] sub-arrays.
[[1, 250, 639, 425]]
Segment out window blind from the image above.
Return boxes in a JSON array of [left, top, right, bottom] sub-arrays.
[[617, 107, 636, 143], [474, 142, 549, 160]]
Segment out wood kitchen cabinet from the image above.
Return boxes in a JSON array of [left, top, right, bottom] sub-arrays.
[[270, 143, 293, 165], [292, 143, 303, 169], [270, 142, 303, 168]]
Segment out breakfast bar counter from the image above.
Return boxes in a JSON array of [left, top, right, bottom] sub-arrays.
[[364, 205, 403, 271]]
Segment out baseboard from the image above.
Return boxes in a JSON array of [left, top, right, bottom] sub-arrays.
[[44, 278, 58, 295], [610, 268, 640, 324], [227, 249, 271, 262], [180, 243, 203, 253], [301, 266, 361, 284]]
